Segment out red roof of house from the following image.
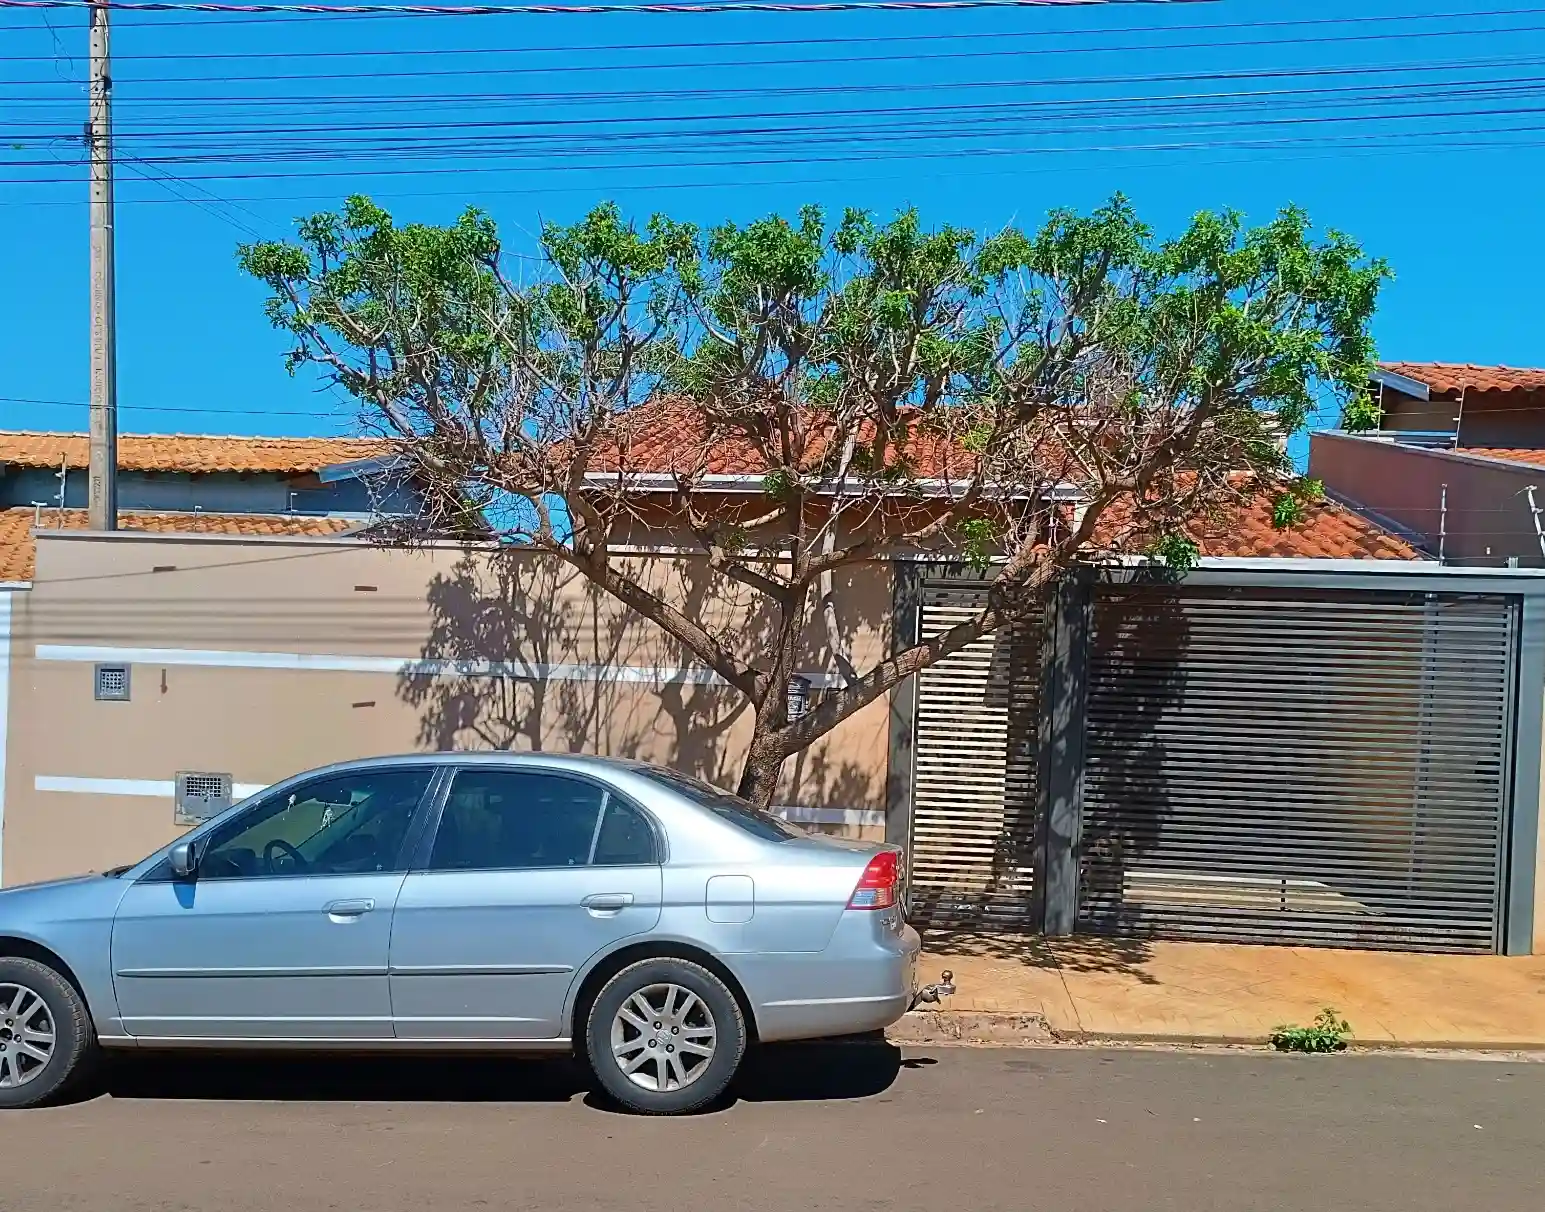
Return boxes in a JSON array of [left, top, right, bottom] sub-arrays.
[[1185, 497, 1421, 561], [1380, 362, 1545, 395], [0, 431, 388, 476], [593, 399, 978, 481], [599, 402, 1420, 562], [1456, 447, 1545, 468]]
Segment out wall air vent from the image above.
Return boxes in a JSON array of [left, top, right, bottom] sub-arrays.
[[175, 771, 233, 826], [93, 664, 130, 702]]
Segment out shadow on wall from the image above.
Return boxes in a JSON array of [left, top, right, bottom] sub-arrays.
[[1077, 583, 1189, 944], [396, 550, 883, 818]]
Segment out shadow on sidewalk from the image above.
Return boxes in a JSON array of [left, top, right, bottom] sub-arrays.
[[921, 929, 1162, 986], [91, 1038, 909, 1111]]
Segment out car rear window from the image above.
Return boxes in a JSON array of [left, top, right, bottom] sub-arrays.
[[636, 767, 805, 841]]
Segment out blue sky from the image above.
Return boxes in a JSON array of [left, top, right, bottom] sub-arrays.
[[3, 0, 1544, 465]]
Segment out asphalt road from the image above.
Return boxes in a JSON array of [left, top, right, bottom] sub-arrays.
[[6, 1044, 1542, 1211]]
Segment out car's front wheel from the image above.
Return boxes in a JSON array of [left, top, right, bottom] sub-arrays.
[[0, 956, 97, 1109], [585, 958, 745, 1115]]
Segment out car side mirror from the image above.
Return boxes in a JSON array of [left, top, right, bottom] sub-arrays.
[[169, 840, 201, 880]]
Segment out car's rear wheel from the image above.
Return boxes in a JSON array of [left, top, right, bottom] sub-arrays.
[[585, 958, 745, 1115], [0, 957, 97, 1109]]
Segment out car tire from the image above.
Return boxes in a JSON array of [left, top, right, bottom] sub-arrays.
[[0, 956, 98, 1109], [585, 957, 746, 1115]]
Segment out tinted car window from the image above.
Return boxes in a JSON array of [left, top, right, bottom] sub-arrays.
[[429, 770, 606, 871], [198, 768, 431, 879], [635, 766, 804, 841], [591, 797, 661, 866]]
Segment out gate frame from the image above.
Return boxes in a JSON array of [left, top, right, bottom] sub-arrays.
[[889, 557, 1545, 955]]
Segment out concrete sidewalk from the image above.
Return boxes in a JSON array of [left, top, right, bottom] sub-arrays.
[[897, 933, 1545, 1049]]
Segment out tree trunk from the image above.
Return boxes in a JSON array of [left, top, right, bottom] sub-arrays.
[[735, 727, 788, 811]]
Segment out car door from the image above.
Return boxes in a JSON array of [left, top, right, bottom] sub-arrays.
[[110, 765, 436, 1040], [389, 766, 663, 1041]]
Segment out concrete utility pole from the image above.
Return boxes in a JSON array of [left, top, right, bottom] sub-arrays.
[[87, 0, 118, 530]]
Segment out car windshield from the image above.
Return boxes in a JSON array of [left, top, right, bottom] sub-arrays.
[[636, 766, 805, 842]]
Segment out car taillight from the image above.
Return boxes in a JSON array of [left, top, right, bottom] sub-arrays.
[[848, 851, 899, 910]]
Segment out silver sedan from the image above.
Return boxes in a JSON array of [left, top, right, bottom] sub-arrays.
[[0, 753, 923, 1114]]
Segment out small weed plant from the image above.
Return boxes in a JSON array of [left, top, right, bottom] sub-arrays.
[[1268, 1007, 1351, 1053]]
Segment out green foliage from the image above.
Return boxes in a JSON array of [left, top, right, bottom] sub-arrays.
[[960, 517, 999, 572], [1152, 533, 1201, 571], [761, 469, 798, 501], [236, 192, 1390, 793], [1268, 1007, 1351, 1053], [237, 192, 1388, 569], [1270, 477, 1327, 530], [1341, 390, 1383, 432]]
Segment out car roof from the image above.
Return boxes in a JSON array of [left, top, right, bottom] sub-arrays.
[[307, 751, 652, 777]]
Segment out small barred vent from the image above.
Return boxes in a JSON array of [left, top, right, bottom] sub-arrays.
[[175, 771, 233, 826], [94, 664, 130, 702]]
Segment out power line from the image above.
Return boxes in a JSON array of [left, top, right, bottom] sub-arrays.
[[13, 122, 1545, 187], [0, 0, 1226, 17], [12, 79, 1545, 174], [12, 51, 1543, 110], [3, 3, 1532, 58], [13, 19, 1545, 83], [7, 133, 1539, 206], [13, 71, 1544, 142], [0, 0, 1511, 33]]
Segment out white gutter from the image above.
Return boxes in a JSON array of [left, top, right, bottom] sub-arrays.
[[1371, 369, 1432, 400]]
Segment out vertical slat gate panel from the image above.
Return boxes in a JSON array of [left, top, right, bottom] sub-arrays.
[[1078, 586, 1517, 953], [907, 584, 1040, 927]]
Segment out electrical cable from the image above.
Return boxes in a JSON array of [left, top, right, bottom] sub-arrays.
[[0, 0, 1227, 18], [11, 20, 1545, 85], [3, 5, 1540, 60]]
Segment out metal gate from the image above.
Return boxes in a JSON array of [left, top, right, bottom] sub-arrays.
[[906, 583, 1039, 927], [1078, 586, 1518, 953]]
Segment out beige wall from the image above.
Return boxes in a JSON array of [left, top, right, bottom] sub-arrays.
[[3, 532, 895, 886], [1311, 431, 1545, 567]]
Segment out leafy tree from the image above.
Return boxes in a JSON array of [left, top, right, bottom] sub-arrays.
[[240, 195, 1387, 806]]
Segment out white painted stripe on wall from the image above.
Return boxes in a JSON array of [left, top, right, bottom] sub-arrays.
[[774, 803, 886, 828], [0, 593, 13, 886], [36, 777, 268, 800], [35, 644, 845, 690], [32, 776, 880, 827]]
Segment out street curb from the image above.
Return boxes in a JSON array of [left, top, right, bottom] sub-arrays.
[[889, 1011, 1057, 1045], [885, 1011, 1545, 1054]]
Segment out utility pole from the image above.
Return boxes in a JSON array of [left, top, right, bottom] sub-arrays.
[[87, 0, 118, 530]]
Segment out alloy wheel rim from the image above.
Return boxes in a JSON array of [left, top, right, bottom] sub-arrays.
[[610, 982, 717, 1093], [0, 983, 56, 1089]]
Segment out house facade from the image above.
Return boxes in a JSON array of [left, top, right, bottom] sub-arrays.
[[1, 422, 1541, 956], [0, 430, 415, 518], [1311, 363, 1545, 566], [4, 486, 1541, 957]]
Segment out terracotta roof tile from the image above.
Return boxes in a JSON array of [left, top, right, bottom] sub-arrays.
[[0, 431, 389, 476], [593, 399, 977, 480], [1455, 447, 1545, 468], [1186, 496, 1423, 560], [1380, 362, 1545, 395], [0, 508, 359, 582], [1089, 490, 1422, 562], [605, 404, 1420, 562]]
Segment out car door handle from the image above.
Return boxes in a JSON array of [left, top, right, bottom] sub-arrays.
[[324, 898, 375, 918], [582, 893, 634, 913]]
